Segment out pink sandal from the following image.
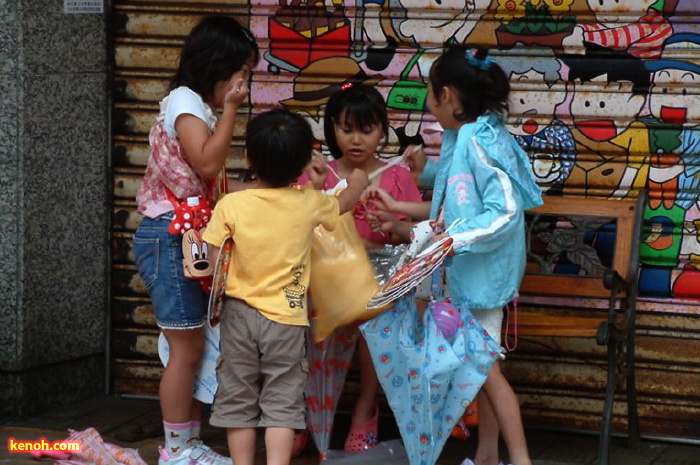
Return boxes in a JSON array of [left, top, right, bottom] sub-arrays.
[[344, 407, 379, 452]]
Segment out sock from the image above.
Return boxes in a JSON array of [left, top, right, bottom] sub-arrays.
[[188, 420, 201, 444], [163, 421, 191, 456]]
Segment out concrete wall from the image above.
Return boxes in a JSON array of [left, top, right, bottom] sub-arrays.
[[0, 0, 109, 417]]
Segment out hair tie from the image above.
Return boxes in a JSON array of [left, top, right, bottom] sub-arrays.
[[465, 48, 494, 70], [242, 28, 255, 44], [341, 82, 354, 91]]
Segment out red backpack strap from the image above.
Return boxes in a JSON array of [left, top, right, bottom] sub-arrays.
[[162, 184, 181, 210], [163, 166, 226, 211]]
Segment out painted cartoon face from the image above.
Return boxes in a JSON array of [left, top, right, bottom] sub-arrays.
[[586, 0, 657, 26], [398, 0, 490, 46], [181, 228, 212, 279], [569, 78, 643, 141], [650, 69, 700, 125], [509, 70, 564, 137]]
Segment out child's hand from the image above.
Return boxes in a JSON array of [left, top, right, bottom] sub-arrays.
[[367, 209, 400, 234], [337, 169, 370, 215], [347, 168, 370, 192], [433, 232, 455, 256], [404, 144, 426, 184], [224, 76, 249, 107], [305, 151, 329, 189], [367, 187, 399, 212]]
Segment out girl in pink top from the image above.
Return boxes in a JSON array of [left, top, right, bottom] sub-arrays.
[[299, 84, 422, 452], [308, 155, 421, 246]]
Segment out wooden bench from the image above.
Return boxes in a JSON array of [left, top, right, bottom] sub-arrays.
[[512, 193, 646, 465]]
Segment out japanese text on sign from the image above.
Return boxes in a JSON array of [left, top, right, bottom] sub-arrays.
[[64, 0, 103, 14]]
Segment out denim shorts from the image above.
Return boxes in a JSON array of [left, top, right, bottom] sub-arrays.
[[132, 213, 207, 329]]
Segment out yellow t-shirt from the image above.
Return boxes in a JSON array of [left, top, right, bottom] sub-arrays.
[[203, 186, 339, 326]]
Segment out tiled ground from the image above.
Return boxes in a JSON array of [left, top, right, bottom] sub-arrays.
[[2, 395, 699, 465]]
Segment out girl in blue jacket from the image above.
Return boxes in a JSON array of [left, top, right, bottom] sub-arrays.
[[368, 45, 542, 465]]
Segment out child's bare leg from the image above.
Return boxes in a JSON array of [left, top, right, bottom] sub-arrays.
[[354, 336, 379, 421], [161, 328, 204, 422], [266, 427, 294, 465], [416, 298, 429, 319], [481, 363, 531, 465], [190, 399, 202, 423], [228, 427, 256, 465], [474, 390, 500, 465]]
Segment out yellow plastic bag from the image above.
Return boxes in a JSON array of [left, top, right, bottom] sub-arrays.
[[310, 212, 388, 342]]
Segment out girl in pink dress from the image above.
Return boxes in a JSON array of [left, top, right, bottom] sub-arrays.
[[299, 83, 422, 452]]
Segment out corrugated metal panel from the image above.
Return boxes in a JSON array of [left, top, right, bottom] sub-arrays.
[[111, 0, 700, 440]]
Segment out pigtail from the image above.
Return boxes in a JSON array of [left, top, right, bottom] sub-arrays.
[[429, 44, 510, 121], [475, 48, 510, 117]]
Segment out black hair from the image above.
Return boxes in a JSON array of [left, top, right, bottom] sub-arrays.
[[170, 16, 260, 103], [323, 84, 389, 159], [245, 109, 314, 187], [560, 43, 651, 95], [429, 45, 510, 122]]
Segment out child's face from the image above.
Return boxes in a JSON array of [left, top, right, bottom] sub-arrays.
[[426, 83, 457, 130], [568, 78, 643, 140], [334, 110, 384, 165]]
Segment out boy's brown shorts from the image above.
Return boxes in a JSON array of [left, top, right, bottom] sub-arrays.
[[210, 298, 308, 430]]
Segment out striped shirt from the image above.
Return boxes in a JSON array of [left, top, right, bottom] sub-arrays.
[[582, 10, 672, 59]]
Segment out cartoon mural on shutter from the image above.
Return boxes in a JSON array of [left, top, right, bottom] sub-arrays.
[[245, 0, 699, 300], [111, 0, 700, 437]]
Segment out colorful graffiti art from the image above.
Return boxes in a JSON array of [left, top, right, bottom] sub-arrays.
[[245, 0, 700, 299]]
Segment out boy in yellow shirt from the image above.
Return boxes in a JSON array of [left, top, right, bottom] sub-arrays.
[[203, 109, 368, 465]]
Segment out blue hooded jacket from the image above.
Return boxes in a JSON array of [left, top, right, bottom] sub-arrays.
[[421, 114, 543, 310]]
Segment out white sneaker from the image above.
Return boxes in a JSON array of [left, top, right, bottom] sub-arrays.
[[158, 444, 233, 465], [187, 441, 234, 465], [158, 446, 195, 465]]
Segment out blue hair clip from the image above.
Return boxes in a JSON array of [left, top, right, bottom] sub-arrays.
[[465, 48, 494, 70], [242, 28, 255, 44]]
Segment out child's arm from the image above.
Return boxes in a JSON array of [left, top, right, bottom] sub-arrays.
[[404, 144, 427, 187], [176, 76, 249, 179], [367, 187, 431, 220], [336, 169, 370, 215], [449, 141, 521, 255], [366, 210, 414, 242]]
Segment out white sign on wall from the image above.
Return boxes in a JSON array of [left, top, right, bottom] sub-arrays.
[[64, 0, 103, 14]]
